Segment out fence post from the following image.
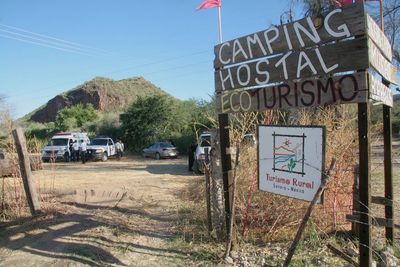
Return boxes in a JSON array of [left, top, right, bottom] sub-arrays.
[[352, 165, 360, 236], [218, 114, 233, 235], [357, 103, 372, 267], [209, 129, 225, 240], [383, 104, 394, 244], [204, 147, 212, 233], [12, 128, 41, 215]]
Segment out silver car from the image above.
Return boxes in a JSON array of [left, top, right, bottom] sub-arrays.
[[143, 142, 179, 160]]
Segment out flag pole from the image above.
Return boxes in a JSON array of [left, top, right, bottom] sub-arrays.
[[218, 6, 223, 44], [379, 0, 384, 30]]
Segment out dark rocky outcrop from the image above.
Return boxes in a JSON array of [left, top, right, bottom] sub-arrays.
[[27, 76, 166, 123]]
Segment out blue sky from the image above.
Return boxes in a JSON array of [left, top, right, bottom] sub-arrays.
[[0, 1, 301, 118], [0, 1, 395, 119]]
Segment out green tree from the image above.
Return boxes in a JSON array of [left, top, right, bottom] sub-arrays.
[[55, 104, 98, 131], [121, 95, 172, 151]]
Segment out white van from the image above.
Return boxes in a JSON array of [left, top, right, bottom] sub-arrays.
[[41, 132, 89, 162]]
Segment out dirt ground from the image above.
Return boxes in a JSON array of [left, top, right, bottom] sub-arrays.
[[0, 155, 204, 267], [1, 148, 399, 266]]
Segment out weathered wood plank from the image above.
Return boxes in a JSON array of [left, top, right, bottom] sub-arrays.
[[346, 214, 394, 228], [366, 14, 392, 61], [214, 3, 366, 69], [216, 72, 368, 114], [368, 39, 397, 84], [371, 195, 393, 207], [215, 38, 369, 92], [12, 128, 41, 215], [368, 73, 393, 107]]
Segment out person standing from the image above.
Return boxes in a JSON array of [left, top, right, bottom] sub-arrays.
[[115, 139, 123, 160], [80, 139, 88, 164], [188, 142, 197, 171], [72, 140, 80, 162], [68, 140, 74, 162]]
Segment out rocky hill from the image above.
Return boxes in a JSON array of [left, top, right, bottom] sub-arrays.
[[26, 76, 167, 123]]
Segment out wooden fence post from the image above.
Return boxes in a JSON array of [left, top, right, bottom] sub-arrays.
[[358, 103, 372, 267], [12, 128, 41, 215], [218, 114, 233, 234], [209, 129, 225, 240], [352, 165, 360, 236], [204, 147, 212, 233], [383, 104, 394, 244]]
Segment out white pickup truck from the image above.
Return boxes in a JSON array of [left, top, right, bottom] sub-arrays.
[[87, 137, 116, 161], [192, 132, 211, 174]]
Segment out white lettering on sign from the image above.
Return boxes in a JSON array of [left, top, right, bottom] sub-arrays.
[[297, 51, 317, 78], [293, 17, 321, 47], [264, 27, 280, 54], [275, 51, 292, 80], [255, 59, 270, 85], [246, 34, 267, 59], [215, 38, 369, 92], [215, 4, 363, 68], [324, 9, 351, 38]]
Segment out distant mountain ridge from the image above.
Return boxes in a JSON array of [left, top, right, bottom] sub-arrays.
[[26, 76, 167, 123]]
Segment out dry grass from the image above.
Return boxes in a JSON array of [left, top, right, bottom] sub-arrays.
[[173, 105, 400, 265], [225, 106, 359, 243], [1, 135, 57, 222]]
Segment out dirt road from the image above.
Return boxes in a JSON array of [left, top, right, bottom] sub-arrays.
[[0, 156, 204, 266]]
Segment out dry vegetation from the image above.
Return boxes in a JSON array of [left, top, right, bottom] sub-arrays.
[[1, 104, 399, 266], [174, 105, 400, 265]]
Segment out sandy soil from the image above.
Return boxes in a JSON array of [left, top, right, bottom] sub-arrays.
[[0, 155, 202, 267]]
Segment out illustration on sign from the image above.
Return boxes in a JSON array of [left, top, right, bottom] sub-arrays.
[[272, 133, 305, 175], [258, 125, 325, 202]]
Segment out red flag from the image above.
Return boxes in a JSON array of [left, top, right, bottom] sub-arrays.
[[196, 0, 221, 11], [335, 0, 380, 7]]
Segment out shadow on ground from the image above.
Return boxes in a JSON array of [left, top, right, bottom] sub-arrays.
[[45, 158, 194, 177], [0, 202, 197, 266]]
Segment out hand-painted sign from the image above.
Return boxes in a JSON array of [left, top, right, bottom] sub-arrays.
[[258, 125, 325, 202], [214, 2, 397, 112], [214, 3, 366, 69], [369, 74, 394, 107], [366, 15, 392, 61], [215, 38, 369, 92], [368, 39, 397, 84], [217, 72, 368, 114]]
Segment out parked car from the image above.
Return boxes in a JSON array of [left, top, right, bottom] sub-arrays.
[[192, 132, 211, 174], [42, 132, 89, 162], [142, 142, 179, 160], [87, 137, 116, 161]]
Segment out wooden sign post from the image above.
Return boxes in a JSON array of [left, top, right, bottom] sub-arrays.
[[213, 2, 396, 266], [378, 2, 395, 244]]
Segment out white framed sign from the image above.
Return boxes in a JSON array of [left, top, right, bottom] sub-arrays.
[[258, 125, 325, 202]]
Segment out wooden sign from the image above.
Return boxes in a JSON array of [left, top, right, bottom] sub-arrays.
[[214, 3, 366, 69], [366, 15, 392, 61], [258, 125, 325, 202], [369, 74, 394, 107], [215, 38, 369, 92], [216, 72, 368, 113], [368, 39, 397, 84]]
